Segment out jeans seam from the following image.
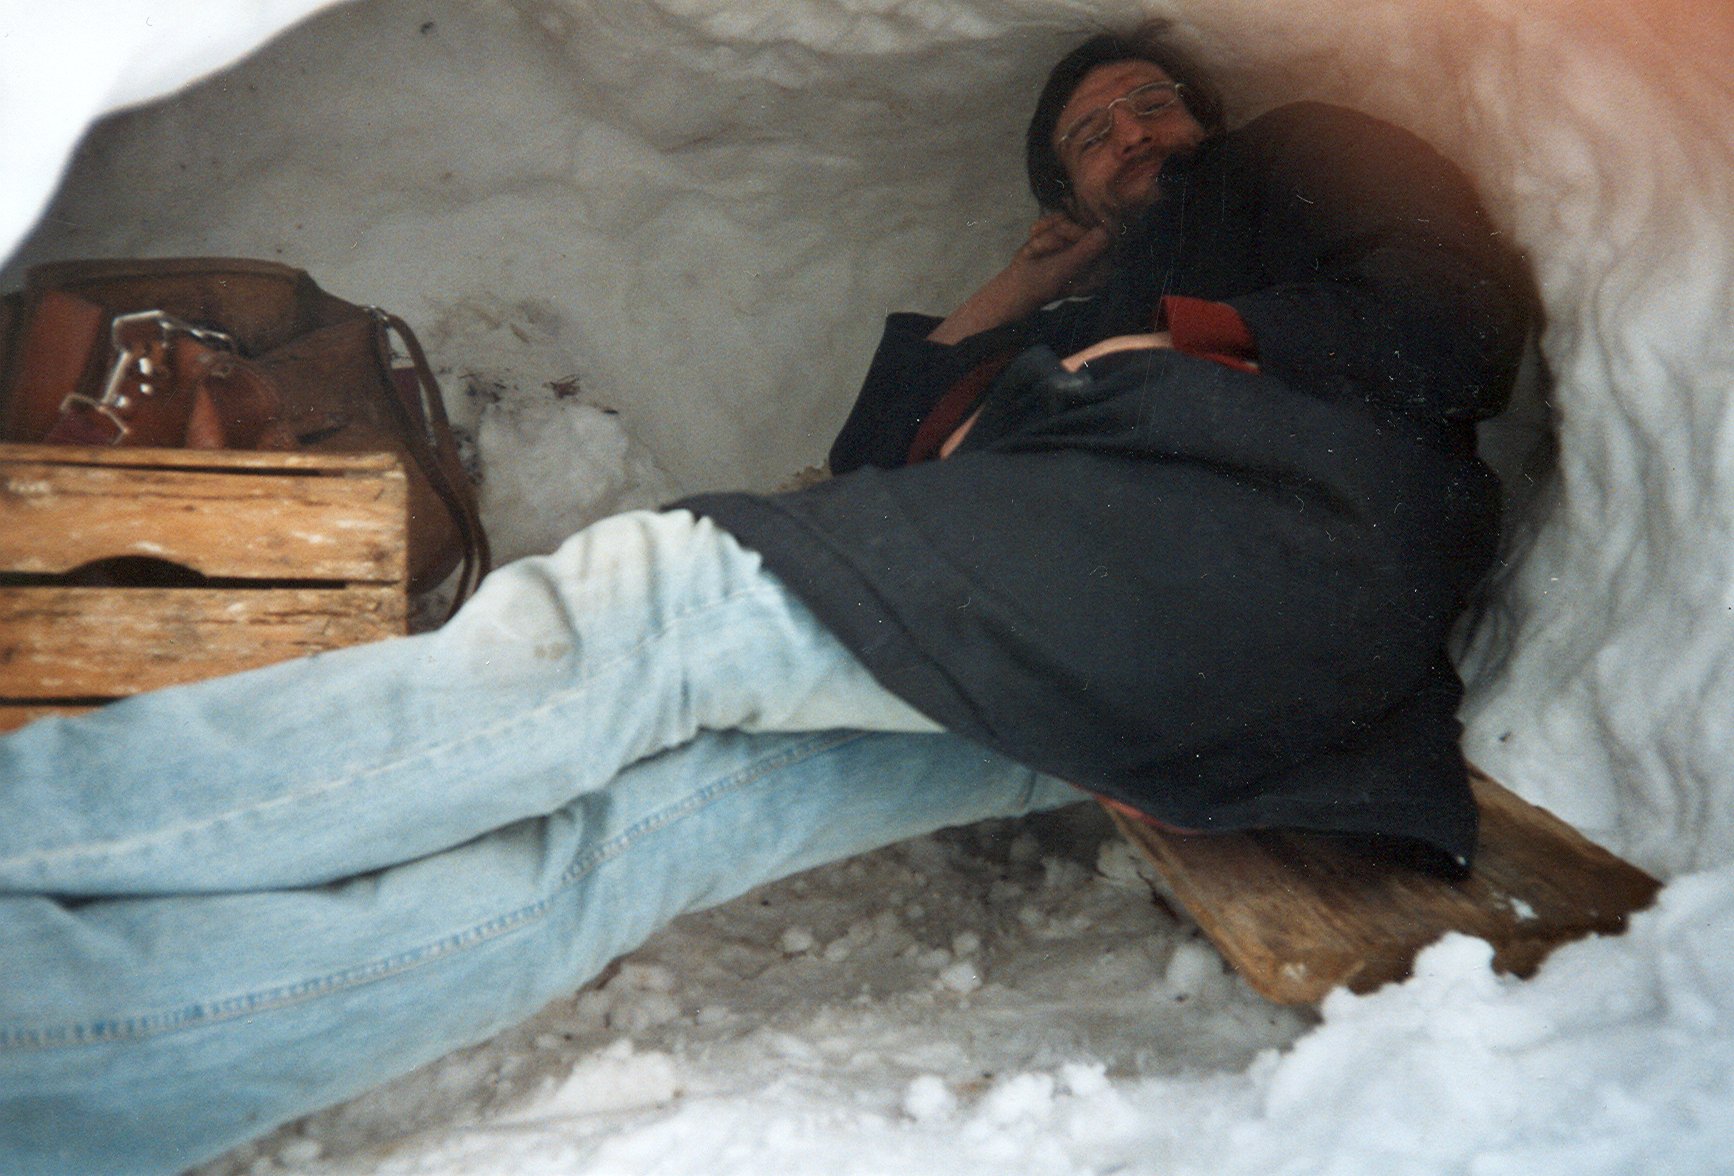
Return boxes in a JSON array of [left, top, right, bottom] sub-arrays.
[[0, 730, 863, 1052], [553, 731, 864, 892], [3, 582, 795, 877]]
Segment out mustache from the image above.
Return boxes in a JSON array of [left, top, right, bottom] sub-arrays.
[[1113, 148, 1167, 183], [1115, 139, 1199, 187]]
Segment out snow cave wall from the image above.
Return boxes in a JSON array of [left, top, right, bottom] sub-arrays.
[[4, 0, 1731, 875]]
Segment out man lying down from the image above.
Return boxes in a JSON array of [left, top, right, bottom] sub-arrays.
[[0, 22, 1531, 1175]]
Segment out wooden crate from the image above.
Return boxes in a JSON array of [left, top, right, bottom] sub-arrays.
[[0, 442, 408, 732]]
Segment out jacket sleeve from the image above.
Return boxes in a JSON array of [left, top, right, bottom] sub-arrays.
[[1222, 103, 1532, 424], [828, 312, 1026, 473]]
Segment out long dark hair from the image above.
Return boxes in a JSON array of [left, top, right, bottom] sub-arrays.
[[1025, 22, 1226, 213]]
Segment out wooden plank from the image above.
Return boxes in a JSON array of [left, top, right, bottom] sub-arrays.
[[0, 585, 404, 698], [0, 442, 400, 474], [1107, 766, 1662, 1004], [0, 704, 98, 734], [0, 449, 407, 582]]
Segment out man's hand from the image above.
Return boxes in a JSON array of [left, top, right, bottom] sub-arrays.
[[1013, 213, 1113, 302], [928, 214, 1111, 344], [1060, 331, 1172, 372]]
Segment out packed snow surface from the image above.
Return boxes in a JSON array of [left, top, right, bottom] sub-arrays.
[[4, 0, 1733, 1172], [188, 812, 1734, 1176]]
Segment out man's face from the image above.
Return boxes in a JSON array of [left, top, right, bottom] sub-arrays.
[[1054, 60, 1207, 230]]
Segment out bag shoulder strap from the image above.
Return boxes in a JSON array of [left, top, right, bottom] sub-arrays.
[[369, 308, 492, 613]]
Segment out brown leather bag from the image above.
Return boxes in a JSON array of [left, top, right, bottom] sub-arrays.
[[0, 257, 489, 604]]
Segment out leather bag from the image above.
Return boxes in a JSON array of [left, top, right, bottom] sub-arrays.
[[0, 257, 489, 604]]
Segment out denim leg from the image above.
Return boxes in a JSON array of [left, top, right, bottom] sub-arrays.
[[0, 727, 1078, 1176], [0, 510, 940, 895]]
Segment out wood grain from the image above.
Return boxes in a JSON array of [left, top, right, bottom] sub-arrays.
[[0, 585, 404, 698], [0, 444, 407, 581], [0, 704, 97, 734], [1107, 767, 1662, 1004]]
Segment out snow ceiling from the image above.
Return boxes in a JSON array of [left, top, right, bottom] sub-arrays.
[[3, 0, 1732, 877]]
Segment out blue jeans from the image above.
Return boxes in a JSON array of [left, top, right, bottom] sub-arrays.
[[0, 510, 1077, 1176]]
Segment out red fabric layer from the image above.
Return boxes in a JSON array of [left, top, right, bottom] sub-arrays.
[[1160, 294, 1259, 373], [906, 350, 1015, 464]]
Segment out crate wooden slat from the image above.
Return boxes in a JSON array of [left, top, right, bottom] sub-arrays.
[[1107, 766, 1662, 1004], [0, 705, 97, 734], [0, 442, 401, 473], [0, 585, 404, 697], [1, 442, 408, 733], [0, 443, 405, 581]]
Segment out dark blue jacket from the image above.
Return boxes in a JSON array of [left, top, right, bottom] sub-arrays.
[[683, 103, 1532, 870]]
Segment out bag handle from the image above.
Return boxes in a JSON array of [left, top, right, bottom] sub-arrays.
[[367, 308, 492, 615], [43, 310, 242, 446]]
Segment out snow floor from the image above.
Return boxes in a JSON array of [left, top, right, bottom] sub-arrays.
[[194, 807, 1307, 1175], [195, 804, 1734, 1176]]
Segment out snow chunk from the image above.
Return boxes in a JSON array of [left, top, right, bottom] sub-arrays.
[[901, 1074, 957, 1121], [779, 926, 817, 955], [476, 392, 675, 566], [1163, 939, 1223, 997], [936, 960, 982, 994], [498, 1039, 681, 1121], [975, 1072, 1057, 1127], [1057, 1061, 1110, 1098]]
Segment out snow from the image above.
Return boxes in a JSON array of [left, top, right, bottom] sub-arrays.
[[192, 812, 1318, 1175], [185, 819, 1734, 1174], [4, 0, 1734, 1172]]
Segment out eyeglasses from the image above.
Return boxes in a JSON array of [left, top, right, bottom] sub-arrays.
[[1057, 82, 1187, 160]]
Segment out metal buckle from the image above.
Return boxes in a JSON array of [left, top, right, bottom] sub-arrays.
[[53, 393, 133, 443], [56, 310, 238, 441]]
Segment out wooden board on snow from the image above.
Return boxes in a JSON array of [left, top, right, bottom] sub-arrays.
[[1106, 766, 1662, 1004]]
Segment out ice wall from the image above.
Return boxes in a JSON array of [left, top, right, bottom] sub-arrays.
[[5, 0, 1732, 871]]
